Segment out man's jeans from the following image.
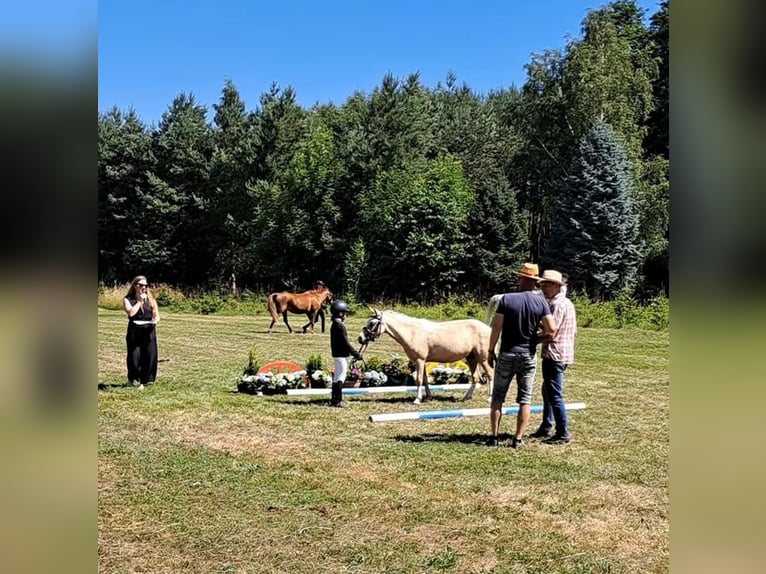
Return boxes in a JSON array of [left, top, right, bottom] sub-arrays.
[[540, 358, 569, 438]]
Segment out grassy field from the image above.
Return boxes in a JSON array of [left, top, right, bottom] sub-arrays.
[[98, 308, 669, 574]]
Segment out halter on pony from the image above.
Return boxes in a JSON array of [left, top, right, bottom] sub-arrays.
[[357, 310, 385, 357]]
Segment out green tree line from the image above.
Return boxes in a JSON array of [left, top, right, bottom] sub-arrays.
[[98, 0, 668, 302]]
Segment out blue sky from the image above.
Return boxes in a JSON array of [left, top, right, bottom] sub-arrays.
[[97, 0, 661, 125]]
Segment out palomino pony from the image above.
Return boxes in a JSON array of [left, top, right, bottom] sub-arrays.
[[357, 307, 494, 404], [267, 284, 333, 334]]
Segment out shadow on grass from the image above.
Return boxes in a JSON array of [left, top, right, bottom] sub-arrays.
[[270, 394, 463, 406], [359, 395, 461, 405], [98, 382, 131, 391], [393, 432, 514, 445], [98, 382, 157, 391]]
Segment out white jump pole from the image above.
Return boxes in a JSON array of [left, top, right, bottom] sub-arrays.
[[369, 402, 587, 423], [286, 383, 473, 396]]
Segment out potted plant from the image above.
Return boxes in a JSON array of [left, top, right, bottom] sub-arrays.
[[344, 366, 362, 387], [309, 369, 333, 388], [359, 369, 388, 387], [237, 345, 262, 394], [429, 365, 471, 385], [380, 356, 414, 386], [305, 353, 327, 388]]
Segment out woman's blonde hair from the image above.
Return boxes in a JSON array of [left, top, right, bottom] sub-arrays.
[[126, 275, 158, 319]]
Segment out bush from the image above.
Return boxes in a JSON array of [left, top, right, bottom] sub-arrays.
[[570, 292, 669, 330], [647, 295, 670, 330], [192, 293, 224, 315], [97, 284, 669, 331]]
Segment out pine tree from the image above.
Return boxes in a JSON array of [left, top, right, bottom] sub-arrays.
[[544, 120, 641, 300]]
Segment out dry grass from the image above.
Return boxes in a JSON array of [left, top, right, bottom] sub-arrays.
[[98, 308, 669, 573]]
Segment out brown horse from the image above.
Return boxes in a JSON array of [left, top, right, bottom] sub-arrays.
[[267, 284, 333, 334]]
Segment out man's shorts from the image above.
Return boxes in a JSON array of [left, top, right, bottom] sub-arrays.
[[491, 352, 537, 404]]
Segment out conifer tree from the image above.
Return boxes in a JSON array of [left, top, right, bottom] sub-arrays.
[[545, 120, 641, 299]]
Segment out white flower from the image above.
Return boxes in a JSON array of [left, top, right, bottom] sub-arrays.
[[255, 373, 273, 385]]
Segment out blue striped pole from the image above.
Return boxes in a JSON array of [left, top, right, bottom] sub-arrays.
[[286, 383, 473, 396], [369, 402, 587, 423]]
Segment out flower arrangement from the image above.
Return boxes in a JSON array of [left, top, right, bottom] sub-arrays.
[[305, 353, 326, 387], [345, 366, 362, 386], [380, 356, 415, 385], [310, 369, 333, 387], [238, 369, 307, 395], [360, 370, 388, 387], [429, 365, 471, 385]]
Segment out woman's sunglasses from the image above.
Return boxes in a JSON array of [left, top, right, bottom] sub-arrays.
[[137, 283, 148, 288]]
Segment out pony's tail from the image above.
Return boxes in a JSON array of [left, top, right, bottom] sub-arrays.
[[267, 293, 280, 323]]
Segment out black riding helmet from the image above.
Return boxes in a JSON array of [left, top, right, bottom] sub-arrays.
[[330, 300, 351, 317]]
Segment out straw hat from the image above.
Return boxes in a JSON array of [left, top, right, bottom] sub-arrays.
[[517, 263, 542, 280], [539, 270, 565, 285]]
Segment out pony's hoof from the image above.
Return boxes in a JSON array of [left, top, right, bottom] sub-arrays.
[[413, 398, 421, 405]]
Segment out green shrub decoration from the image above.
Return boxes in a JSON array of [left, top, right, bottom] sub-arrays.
[[242, 344, 260, 376], [363, 355, 384, 372], [305, 353, 327, 387]]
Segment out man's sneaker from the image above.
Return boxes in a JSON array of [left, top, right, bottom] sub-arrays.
[[543, 435, 571, 445], [529, 428, 552, 439], [485, 436, 499, 447], [510, 437, 523, 449]]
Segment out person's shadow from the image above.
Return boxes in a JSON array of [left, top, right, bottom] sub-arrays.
[[98, 382, 129, 390]]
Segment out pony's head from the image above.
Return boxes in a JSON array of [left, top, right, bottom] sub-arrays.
[[358, 307, 385, 345]]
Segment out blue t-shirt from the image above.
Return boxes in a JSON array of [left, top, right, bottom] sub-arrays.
[[496, 291, 551, 354]]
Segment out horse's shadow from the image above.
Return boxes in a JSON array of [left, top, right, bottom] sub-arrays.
[[393, 432, 514, 445], [363, 395, 461, 405], [270, 394, 462, 406]]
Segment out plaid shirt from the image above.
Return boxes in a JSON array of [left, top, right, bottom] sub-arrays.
[[542, 292, 576, 364]]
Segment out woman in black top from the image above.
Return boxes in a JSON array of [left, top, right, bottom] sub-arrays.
[[122, 275, 160, 389]]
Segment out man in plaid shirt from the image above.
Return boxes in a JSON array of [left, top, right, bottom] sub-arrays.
[[531, 270, 577, 444]]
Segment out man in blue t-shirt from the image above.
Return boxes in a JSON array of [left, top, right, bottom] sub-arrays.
[[486, 263, 556, 448]]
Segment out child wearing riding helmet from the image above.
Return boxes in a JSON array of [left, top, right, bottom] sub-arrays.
[[329, 300, 362, 407]]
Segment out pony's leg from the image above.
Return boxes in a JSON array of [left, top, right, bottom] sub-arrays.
[[413, 359, 427, 404], [462, 357, 479, 401], [282, 311, 293, 333], [479, 359, 495, 403], [423, 364, 433, 400], [319, 309, 326, 333]]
